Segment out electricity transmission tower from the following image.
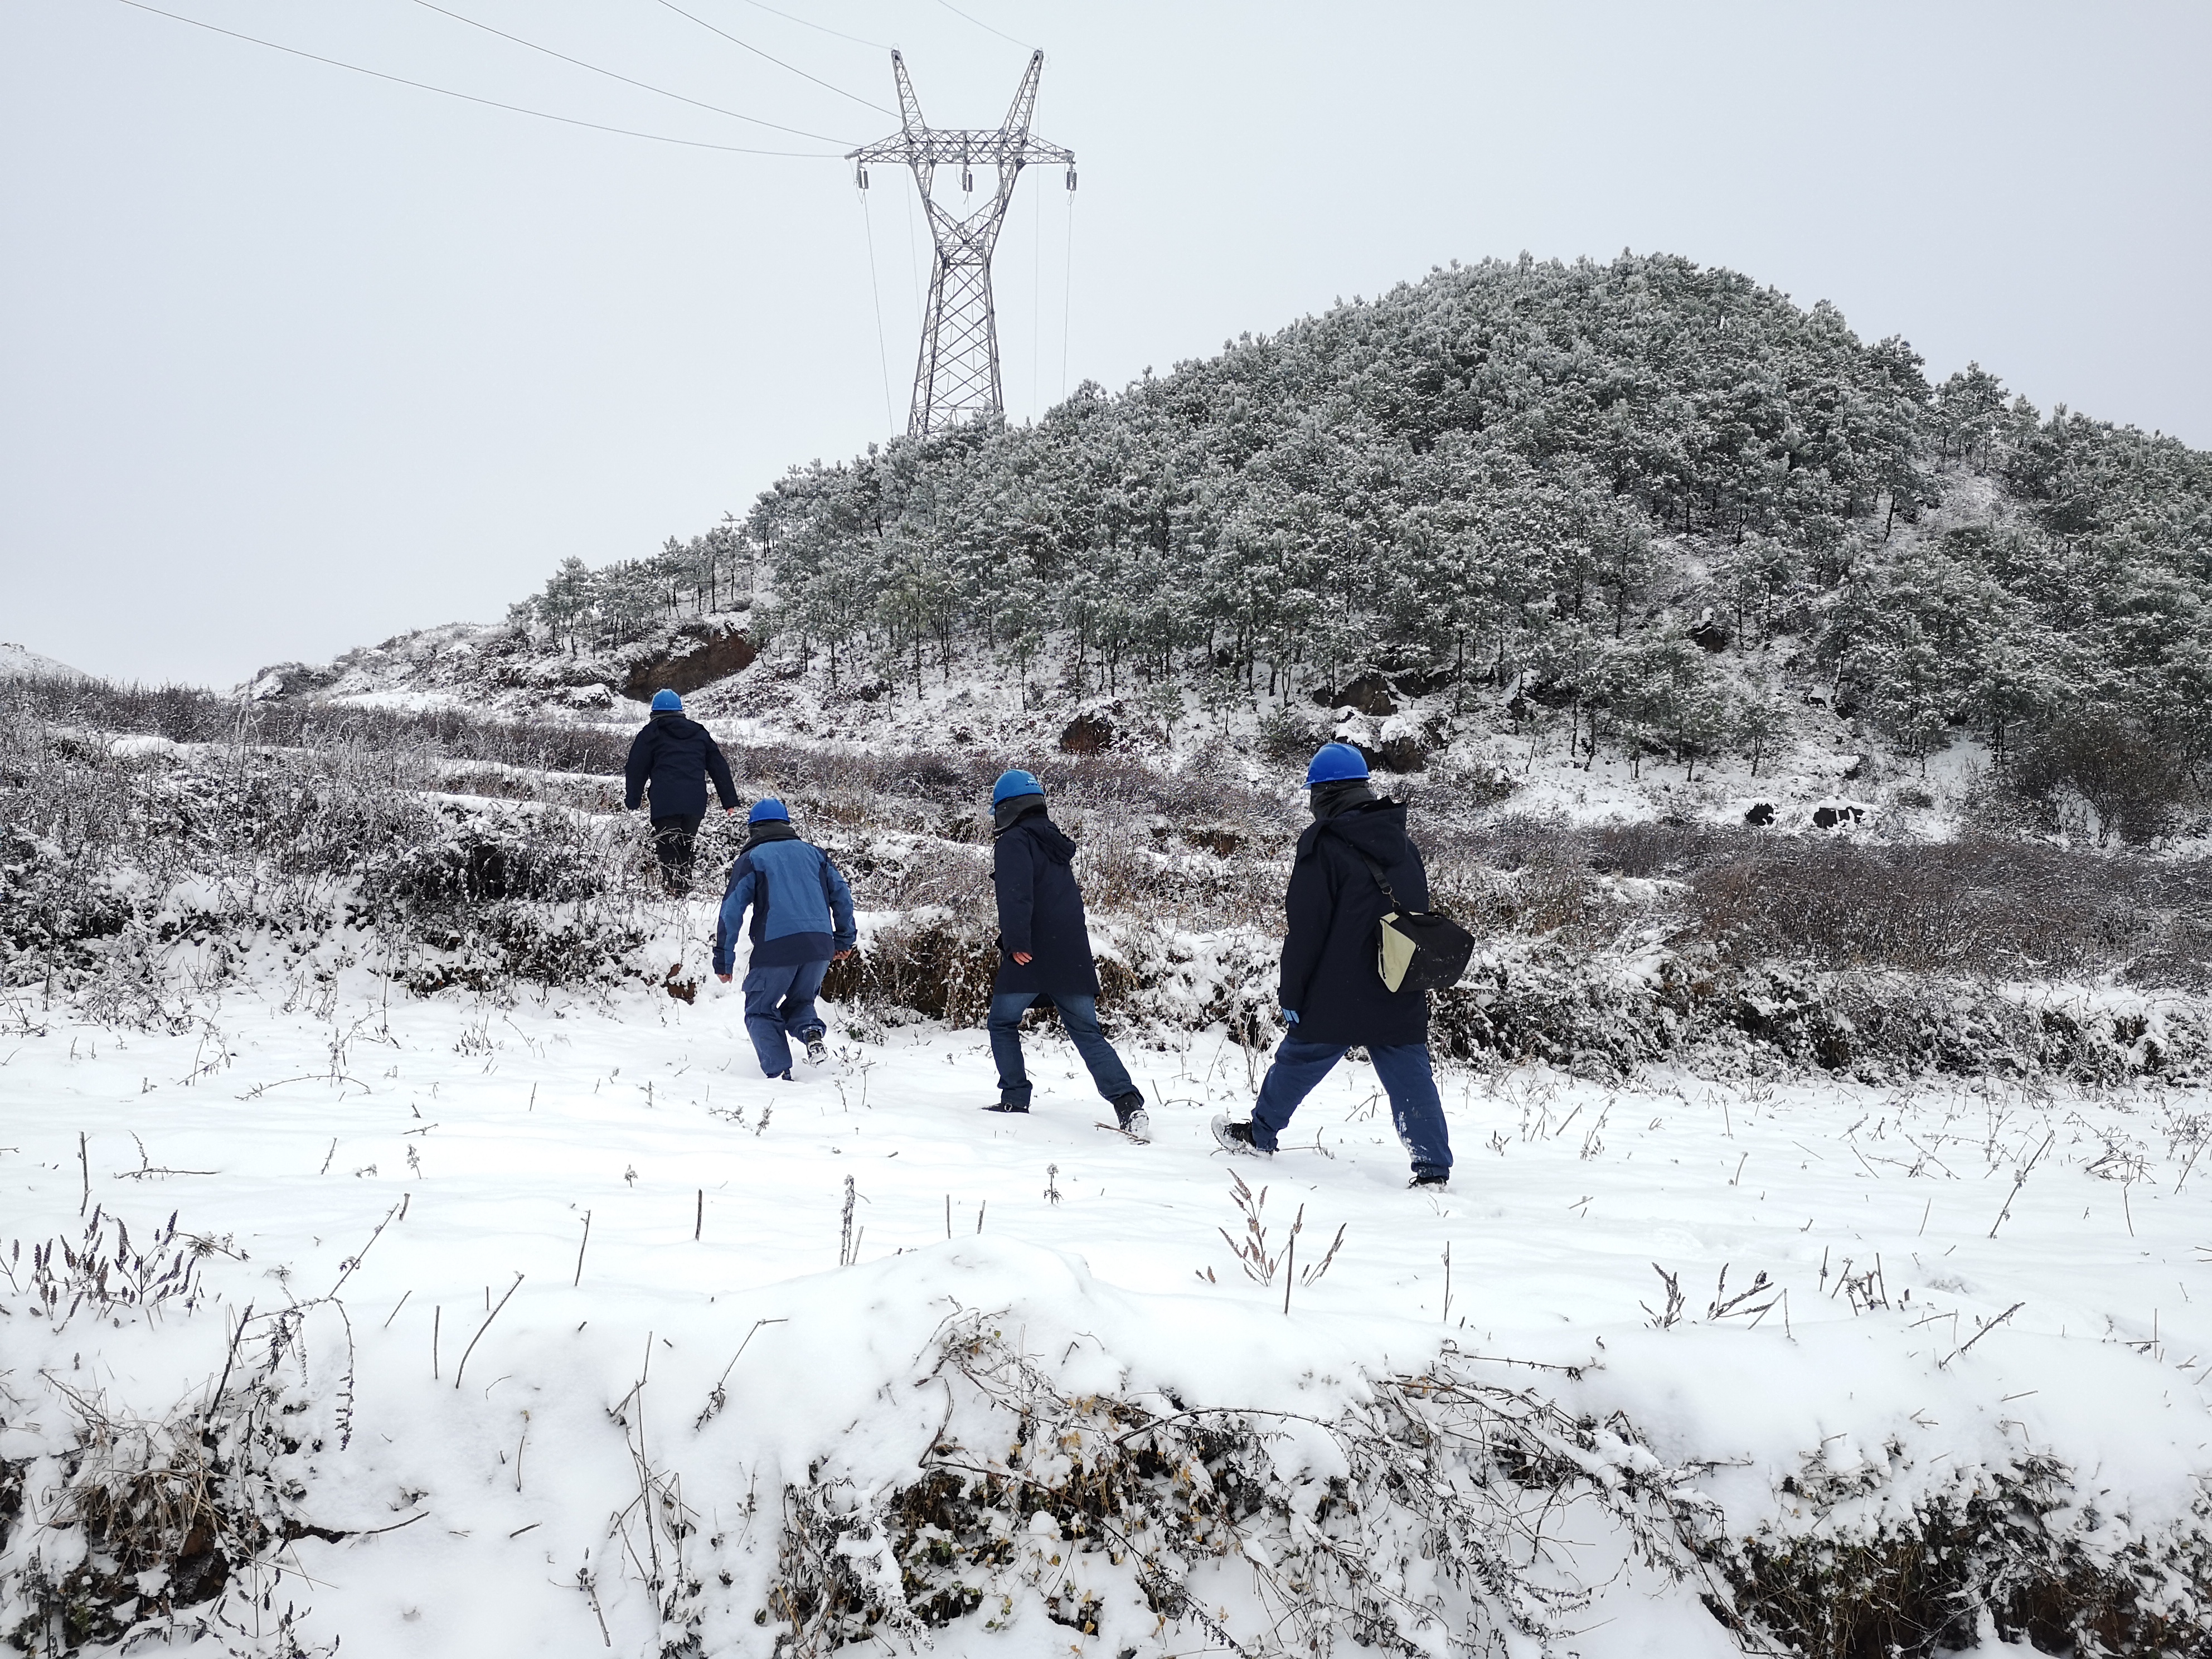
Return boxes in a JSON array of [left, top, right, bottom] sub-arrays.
[[849, 51, 1074, 438]]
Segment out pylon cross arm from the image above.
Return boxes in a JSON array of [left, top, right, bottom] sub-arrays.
[[847, 133, 1073, 167]]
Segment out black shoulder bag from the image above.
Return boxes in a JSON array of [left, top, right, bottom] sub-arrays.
[[1343, 842, 1477, 993]]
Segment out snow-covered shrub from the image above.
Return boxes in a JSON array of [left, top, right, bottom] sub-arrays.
[[5, 672, 627, 777], [1429, 942, 2212, 1085], [355, 803, 609, 911], [0, 829, 132, 992], [0, 687, 678, 1013], [1255, 706, 1326, 766], [1431, 947, 1679, 1076], [387, 901, 651, 997], [1688, 836, 2182, 980], [826, 913, 1000, 1026], [1704, 1450, 2212, 1657], [768, 1316, 1708, 1657], [1092, 924, 1281, 1047], [1438, 817, 2212, 993], [2016, 714, 2198, 848], [0, 1216, 346, 1658]]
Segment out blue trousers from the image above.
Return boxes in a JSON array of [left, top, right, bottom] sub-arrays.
[[744, 958, 829, 1077], [1252, 1037, 1453, 1179], [987, 992, 1136, 1107]]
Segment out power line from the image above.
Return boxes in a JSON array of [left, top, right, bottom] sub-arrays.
[[732, 0, 890, 52], [1030, 172, 1040, 420], [933, 0, 1032, 52], [1061, 189, 1074, 402], [901, 171, 924, 343], [646, 0, 894, 115], [405, 0, 856, 144], [857, 187, 896, 432], [108, 0, 841, 157]]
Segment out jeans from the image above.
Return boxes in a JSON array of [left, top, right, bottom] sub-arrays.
[[987, 991, 1137, 1107], [743, 958, 829, 1076], [1251, 1037, 1453, 1179], [651, 812, 704, 893]]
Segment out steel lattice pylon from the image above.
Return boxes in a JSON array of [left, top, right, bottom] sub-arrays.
[[849, 51, 1074, 438]]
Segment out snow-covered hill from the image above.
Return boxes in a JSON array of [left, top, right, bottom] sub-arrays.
[[239, 467, 2074, 845], [0, 641, 87, 680]]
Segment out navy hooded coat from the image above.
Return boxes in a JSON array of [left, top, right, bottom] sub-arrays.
[[1278, 799, 1431, 1047], [623, 714, 738, 819], [991, 809, 1101, 998]]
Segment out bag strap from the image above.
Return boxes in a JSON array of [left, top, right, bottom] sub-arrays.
[[1338, 836, 1407, 913]]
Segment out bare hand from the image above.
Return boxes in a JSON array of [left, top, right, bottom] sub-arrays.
[[716, 973, 732, 984], [1012, 951, 1033, 966], [834, 949, 858, 962]]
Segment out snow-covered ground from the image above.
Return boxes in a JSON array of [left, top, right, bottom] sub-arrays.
[[4, 938, 2208, 1655]]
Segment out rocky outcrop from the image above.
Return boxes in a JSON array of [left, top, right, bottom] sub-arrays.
[[619, 623, 757, 701], [1059, 712, 1115, 754]]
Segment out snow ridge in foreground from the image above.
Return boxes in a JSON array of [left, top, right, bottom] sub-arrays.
[[3, 979, 2209, 1655]]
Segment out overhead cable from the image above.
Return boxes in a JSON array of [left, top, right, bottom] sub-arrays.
[[733, 0, 890, 52], [109, 0, 841, 156], [857, 188, 897, 432], [932, 0, 1032, 52], [1061, 191, 1074, 401], [406, 0, 856, 144], [646, 0, 894, 115]]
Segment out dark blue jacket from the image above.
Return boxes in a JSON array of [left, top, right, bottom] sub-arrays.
[[991, 811, 1100, 998], [714, 824, 857, 974], [624, 714, 738, 819], [1279, 801, 1431, 1047]]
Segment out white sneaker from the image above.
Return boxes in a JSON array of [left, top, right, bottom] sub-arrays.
[[1119, 1108, 1153, 1143]]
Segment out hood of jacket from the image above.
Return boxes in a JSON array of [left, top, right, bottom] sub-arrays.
[[1310, 778, 1377, 820], [740, 818, 799, 855], [1313, 799, 1408, 860], [1007, 812, 1078, 866], [649, 712, 707, 741]]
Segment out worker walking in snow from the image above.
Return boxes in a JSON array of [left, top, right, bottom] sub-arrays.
[[1213, 743, 1454, 1189], [623, 688, 739, 895], [984, 769, 1150, 1139], [713, 799, 858, 1080]]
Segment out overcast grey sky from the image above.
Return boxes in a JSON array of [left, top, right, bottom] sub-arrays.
[[4, 1, 2209, 687]]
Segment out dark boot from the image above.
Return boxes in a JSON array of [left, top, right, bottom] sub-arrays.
[[1210, 1115, 1269, 1157], [1110, 1091, 1151, 1142]]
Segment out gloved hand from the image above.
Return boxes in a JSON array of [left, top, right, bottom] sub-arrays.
[[1281, 1007, 1299, 1025]]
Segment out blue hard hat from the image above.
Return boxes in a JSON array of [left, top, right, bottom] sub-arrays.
[[749, 798, 789, 824], [992, 769, 1044, 807], [651, 689, 683, 713], [1305, 742, 1370, 786]]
